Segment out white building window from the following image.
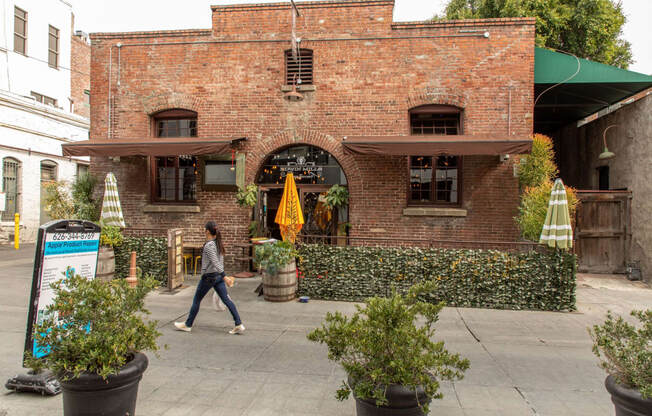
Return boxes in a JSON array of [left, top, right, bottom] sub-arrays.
[[2, 158, 21, 221]]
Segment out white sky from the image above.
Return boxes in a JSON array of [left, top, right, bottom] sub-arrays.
[[69, 0, 651, 74]]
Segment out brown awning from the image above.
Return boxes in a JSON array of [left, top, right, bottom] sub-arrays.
[[62, 137, 244, 157], [342, 135, 532, 156]]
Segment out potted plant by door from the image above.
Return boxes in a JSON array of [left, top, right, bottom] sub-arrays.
[[308, 281, 469, 416], [324, 184, 349, 246], [97, 224, 123, 282], [26, 274, 161, 416], [589, 309, 651, 416], [254, 241, 298, 302]]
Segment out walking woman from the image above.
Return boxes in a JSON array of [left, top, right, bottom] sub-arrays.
[[175, 221, 245, 334]]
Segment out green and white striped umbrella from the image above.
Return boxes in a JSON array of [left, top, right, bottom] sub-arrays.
[[539, 178, 572, 249], [100, 172, 125, 228]]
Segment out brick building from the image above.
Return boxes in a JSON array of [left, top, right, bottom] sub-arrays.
[[65, 0, 534, 263]]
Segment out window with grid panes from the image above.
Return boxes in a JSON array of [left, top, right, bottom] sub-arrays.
[[14, 7, 27, 54], [408, 105, 462, 205], [48, 25, 59, 68], [151, 110, 198, 203]]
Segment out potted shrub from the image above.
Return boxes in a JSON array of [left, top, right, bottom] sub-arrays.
[[324, 185, 349, 246], [254, 241, 298, 302], [26, 274, 161, 416], [308, 281, 469, 415], [97, 224, 124, 282], [589, 309, 651, 416]]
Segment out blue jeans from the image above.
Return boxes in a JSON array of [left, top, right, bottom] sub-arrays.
[[185, 272, 242, 327]]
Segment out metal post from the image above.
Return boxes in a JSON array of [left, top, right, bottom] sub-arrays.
[[14, 213, 19, 250]]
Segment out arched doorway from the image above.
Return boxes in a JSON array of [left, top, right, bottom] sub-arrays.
[[255, 145, 348, 241]]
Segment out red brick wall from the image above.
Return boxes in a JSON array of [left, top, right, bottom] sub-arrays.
[[71, 34, 90, 119], [89, 1, 535, 265]]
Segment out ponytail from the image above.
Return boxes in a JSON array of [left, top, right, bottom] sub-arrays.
[[205, 221, 226, 256]]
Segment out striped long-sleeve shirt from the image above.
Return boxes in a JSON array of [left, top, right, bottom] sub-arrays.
[[201, 240, 224, 275]]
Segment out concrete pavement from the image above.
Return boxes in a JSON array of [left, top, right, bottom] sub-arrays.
[[0, 244, 650, 415]]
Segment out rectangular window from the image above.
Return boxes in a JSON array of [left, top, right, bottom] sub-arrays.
[[31, 91, 57, 107], [410, 113, 459, 135], [154, 156, 197, 202], [48, 25, 59, 68], [77, 164, 89, 178], [83, 90, 91, 106], [14, 7, 27, 54], [409, 156, 460, 205], [157, 119, 197, 137]]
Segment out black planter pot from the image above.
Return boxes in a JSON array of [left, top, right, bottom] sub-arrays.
[[605, 375, 652, 416], [350, 378, 430, 416], [58, 352, 148, 416]]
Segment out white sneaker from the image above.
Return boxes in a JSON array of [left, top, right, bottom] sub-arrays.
[[174, 322, 192, 332], [229, 324, 245, 335]]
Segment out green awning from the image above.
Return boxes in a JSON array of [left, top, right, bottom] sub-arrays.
[[534, 47, 652, 133]]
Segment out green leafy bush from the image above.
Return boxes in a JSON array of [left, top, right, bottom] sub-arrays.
[[516, 181, 579, 242], [254, 241, 297, 276], [43, 181, 74, 220], [589, 309, 652, 399], [324, 184, 349, 209], [71, 173, 99, 221], [298, 244, 576, 311], [29, 274, 161, 380], [236, 183, 258, 208], [115, 237, 168, 283], [517, 132, 558, 188], [308, 281, 469, 413], [100, 225, 124, 248]]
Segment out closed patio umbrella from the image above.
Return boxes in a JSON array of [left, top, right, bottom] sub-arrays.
[[274, 173, 304, 243], [100, 172, 126, 228], [539, 178, 572, 249]]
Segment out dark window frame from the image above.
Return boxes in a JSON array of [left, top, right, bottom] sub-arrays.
[[407, 105, 464, 207], [2, 157, 21, 221], [48, 25, 59, 69], [284, 48, 313, 85], [30, 91, 57, 106], [149, 109, 199, 204], [14, 6, 27, 55], [200, 158, 238, 192]]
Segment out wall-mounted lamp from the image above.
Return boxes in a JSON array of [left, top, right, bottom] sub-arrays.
[[599, 124, 618, 160]]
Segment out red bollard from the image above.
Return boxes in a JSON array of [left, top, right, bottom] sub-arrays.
[[126, 251, 138, 288]]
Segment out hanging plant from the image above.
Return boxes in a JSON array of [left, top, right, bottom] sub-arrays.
[[235, 183, 258, 208], [324, 184, 349, 209]]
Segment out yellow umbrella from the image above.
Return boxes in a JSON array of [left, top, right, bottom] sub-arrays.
[[274, 173, 304, 243]]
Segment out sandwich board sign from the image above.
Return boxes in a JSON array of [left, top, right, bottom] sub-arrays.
[[24, 220, 101, 360]]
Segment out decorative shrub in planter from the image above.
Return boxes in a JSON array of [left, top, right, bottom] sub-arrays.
[[308, 281, 469, 415], [255, 241, 298, 302], [27, 274, 161, 416], [589, 309, 651, 416], [97, 224, 124, 282]]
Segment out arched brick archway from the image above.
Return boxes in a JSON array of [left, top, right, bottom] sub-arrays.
[[246, 129, 362, 198], [407, 89, 468, 110], [142, 93, 204, 116]]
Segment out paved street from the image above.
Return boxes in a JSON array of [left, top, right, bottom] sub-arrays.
[[0, 244, 650, 415]]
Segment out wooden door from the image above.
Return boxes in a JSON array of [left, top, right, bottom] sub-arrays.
[[575, 191, 631, 274]]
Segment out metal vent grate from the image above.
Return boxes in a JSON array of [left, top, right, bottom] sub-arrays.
[[285, 49, 313, 85]]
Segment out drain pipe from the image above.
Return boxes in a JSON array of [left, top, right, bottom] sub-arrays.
[[508, 85, 512, 136], [107, 46, 112, 138]]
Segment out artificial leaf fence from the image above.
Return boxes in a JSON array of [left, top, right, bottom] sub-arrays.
[[115, 237, 168, 283], [297, 244, 576, 311]]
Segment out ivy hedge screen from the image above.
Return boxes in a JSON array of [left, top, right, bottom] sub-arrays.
[[115, 237, 168, 283], [297, 244, 576, 311]]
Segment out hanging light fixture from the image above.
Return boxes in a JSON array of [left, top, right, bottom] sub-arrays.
[[599, 124, 618, 160]]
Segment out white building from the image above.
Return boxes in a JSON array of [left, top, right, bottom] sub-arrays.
[[0, 0, 90, 243]]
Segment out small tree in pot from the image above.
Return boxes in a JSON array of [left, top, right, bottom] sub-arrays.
[[308, 281, 469, 415], [26, 274, 161, 416], [254, 241, 298, 302], [589, 309, 651, 416]]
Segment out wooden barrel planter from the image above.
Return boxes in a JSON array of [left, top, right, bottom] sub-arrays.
[[96, 246, 115, 282], [262, 259, 297, 302]]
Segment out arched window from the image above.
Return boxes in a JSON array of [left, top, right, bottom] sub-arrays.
[[257, 145, 346, 186], [285, 49, 313, 85], [408, 105, 463, 205], [40, 160, 58, 182], [151, 109, 198, 203], [2, 157, 21, 220]]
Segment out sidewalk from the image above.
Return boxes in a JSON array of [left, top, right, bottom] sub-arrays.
[[0, 247, 650, 415]]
